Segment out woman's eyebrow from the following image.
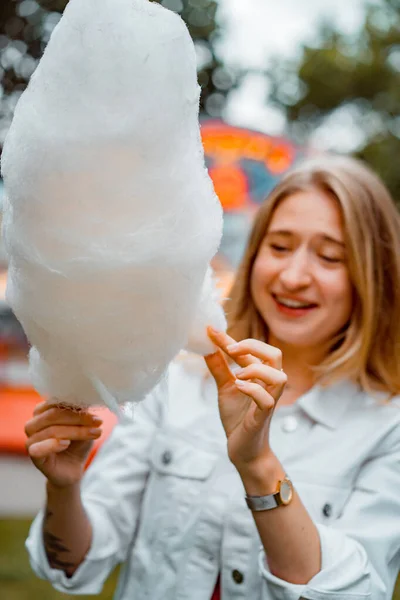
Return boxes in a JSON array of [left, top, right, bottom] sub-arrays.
[[266, 230, 293, 237], [320, 235, 345, 247], [267, 230, 345, 248]]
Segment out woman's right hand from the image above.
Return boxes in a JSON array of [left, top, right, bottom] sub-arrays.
[[25, 400, 103, 488]]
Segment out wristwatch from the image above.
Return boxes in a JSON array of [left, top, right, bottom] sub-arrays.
[[245, 474, 294, 512]]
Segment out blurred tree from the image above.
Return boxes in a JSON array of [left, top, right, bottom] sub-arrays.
[[0, 0, 236, 147], [155, 0, 235, 116], [267, 0, 400, 201]]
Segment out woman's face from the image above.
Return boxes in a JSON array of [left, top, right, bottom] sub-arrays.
[[250, 189, 353, 355]]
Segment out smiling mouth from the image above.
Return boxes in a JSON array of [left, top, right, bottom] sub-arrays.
[[272, 294, 318, 310]]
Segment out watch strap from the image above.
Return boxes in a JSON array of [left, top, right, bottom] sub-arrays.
[[245, 493, 279, 511], [245, 474, 292, 512]]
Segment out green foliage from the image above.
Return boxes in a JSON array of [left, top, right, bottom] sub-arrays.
[[150, 0, 235, 115], [268, 0, 400, 202]]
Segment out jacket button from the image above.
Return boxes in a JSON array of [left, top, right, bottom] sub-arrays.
[[322, 503, 332, 517], [281, 415, 298, 433], [161, 450, 172, 465], [232, 569, 244, 584]]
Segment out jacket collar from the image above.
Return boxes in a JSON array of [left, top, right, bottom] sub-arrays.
[[296, 380, 362, 430]]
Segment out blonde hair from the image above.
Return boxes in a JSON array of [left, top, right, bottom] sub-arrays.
[[226, 155, 400, 396]]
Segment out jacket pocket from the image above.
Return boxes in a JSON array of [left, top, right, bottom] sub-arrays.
[[149, 430, 217, 480], [137, 430, 219, 549]]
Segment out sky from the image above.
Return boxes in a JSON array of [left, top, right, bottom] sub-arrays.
[[216, 0, 370, 149]]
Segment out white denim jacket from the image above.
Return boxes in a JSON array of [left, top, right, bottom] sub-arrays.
[[26, 357, 400, 600]]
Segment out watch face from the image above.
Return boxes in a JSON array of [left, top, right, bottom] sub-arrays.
[[280, 480, 293, 505]]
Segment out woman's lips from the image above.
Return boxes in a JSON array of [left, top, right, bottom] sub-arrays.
[[272, 294, 318, 317]]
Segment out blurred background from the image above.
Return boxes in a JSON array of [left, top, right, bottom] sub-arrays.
[[0, 0, 400, 598]]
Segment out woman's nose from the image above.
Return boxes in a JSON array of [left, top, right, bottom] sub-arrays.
[[279, 252, 312, 289]]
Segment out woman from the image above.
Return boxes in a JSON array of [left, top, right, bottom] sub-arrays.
[[25, 155, 400, 599]]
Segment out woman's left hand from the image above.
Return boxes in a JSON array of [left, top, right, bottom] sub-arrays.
[[205, 328, 287, 475]]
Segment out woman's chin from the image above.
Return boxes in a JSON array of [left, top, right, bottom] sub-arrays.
[[267, 324, 325, 351]]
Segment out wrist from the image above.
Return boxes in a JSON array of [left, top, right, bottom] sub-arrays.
[[46, 480, 81, 496], [235, 454, 285, 497]]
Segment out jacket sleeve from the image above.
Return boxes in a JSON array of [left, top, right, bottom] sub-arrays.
[[259, 427, 400, 600], [25, 383, 164, 595]]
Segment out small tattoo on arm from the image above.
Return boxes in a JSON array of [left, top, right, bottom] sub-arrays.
[[43, 507, 75, 573]]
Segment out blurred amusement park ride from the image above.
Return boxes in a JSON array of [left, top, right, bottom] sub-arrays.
[[0, 120, 306, 514]]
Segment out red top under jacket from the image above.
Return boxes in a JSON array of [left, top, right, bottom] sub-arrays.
[[211, 576, 221, 600]]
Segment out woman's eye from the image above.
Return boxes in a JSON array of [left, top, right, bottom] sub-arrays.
[[270, 244, 289, 252], [320, 255, 342, 264]]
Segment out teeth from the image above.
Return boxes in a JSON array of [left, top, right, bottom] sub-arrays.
[[276, 296, 313, 308]]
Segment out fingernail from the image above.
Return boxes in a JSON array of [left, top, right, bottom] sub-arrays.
[[235, 369, 244, 377], [59, 440, 71, 448], [92, 417, 103, 425], [90, 428, 102, 435], [208, 326, 219, 335], [235, 379, 246, 387], [227, 343, 238, 352]]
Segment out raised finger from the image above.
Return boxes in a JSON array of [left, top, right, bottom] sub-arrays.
[[227, 339, 282, 369], [207, 328, 260, 367], [26, 424, 102, 449], [25, 407, 102, 438], [204, 348, 236, 390], [236, 363, 287, 391]]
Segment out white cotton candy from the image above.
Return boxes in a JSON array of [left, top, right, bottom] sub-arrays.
[[1, 0, 226, 409], [186, 266, 226, 356]]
